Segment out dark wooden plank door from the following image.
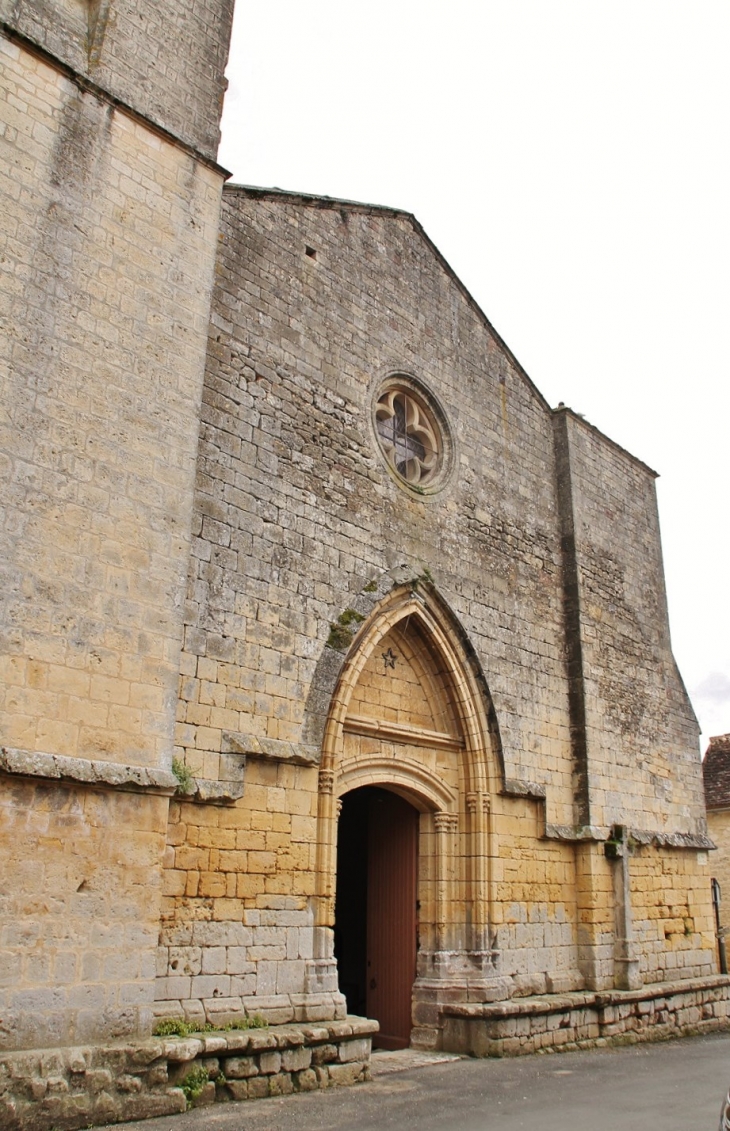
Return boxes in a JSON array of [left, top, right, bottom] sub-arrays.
[[366, 789, 418, 1049]]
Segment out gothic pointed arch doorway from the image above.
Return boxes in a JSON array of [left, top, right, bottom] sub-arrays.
[[313, 583, 513, 1048]]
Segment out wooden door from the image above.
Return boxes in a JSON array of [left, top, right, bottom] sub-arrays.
[[366, 789, 418, 1049]]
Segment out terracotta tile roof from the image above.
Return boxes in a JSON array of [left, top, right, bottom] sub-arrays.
[[703, 735, 730, 809]]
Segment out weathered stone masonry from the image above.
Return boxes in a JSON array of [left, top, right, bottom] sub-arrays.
[[160, 183, 718, 1039], [0, 1018, 377, 1130], [0, 0, 234, 1055], [1, 1, 728, 1128]]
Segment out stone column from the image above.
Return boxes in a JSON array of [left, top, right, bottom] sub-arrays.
[[611, 832, 638, 990], [608, 826, 642, 991], [303, 772, 346, 1022], [466, 791, 489, 954], [411, 805, 512, 1050], [433, 810, 457, 952]]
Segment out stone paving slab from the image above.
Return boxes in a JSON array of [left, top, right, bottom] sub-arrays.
[[369, 1049, 464, 1076]]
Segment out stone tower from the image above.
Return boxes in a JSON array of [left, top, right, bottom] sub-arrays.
[[0, 0, 235, 1048]]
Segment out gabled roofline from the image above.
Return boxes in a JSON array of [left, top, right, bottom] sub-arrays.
[[223, 183, 551, 413], [222, 184, 660, 479]]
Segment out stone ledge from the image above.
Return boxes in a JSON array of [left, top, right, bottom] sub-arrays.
[[443, 975, 730, 1020], [0, 747, 177, 794], [498, 779, 712, 850], [0, 1018, 378, 1131], [440, 977, 730, 1058], [630, 829, 715, 850], [501, 777, 546, 801], [544, 824, 605, 842], [222, 732, 319, 766], [187, 780, 245, 805]]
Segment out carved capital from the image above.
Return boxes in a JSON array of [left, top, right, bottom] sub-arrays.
[[466, 791, 490, 815], [318, 769, 335, 795], [434, 811, 458, 833]]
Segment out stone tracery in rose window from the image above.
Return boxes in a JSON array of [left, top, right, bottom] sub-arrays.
[[375, 388, 441, 486]]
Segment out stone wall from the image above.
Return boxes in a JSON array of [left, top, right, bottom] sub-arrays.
[[0, 33, 223, 770], [0, 3, 228, 1052], [490, 796, 580, 995], [1, 0, 719, 1078], [441, 975, 730, 1057], [180, 187, 575, 825], [167, 188, 581, 1010], [630, 844, 715, 982], [163, 185, 716, 1027], [708, 811, 730, 933], [0, 0, 235, 160], [156, 185, 719, 1028], [0, 772, 171, 1052], [0, 1018, 377, 1131], [555, 408, 704, 836], [155, 757, 341, 1027]]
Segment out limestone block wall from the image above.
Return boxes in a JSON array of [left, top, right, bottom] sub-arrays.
[[178, 187, 576, 828], [0, 34, 223, 769], [164, 187, 587, 1016], [156, 762, 328, 1027], [490, 796, 580, 995], [557, 409, 704, 836], [157, 771, 591, 1022], [708, 811, 730, 932], [0, 0, 235, 161], [0, 777, 169, 1051], [0, 17, 227, 1051], [572, 843, 615, 989], [164, 186, 718, 1016], [630, 845, 715, 982]]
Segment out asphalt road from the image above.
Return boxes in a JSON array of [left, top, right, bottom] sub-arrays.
[[112, 1032, 730, 1131]]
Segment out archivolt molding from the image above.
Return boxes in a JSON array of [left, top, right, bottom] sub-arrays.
[[336, 754, 455, 814], [319, 582, 502, 799], [313, 581, 504, 935]]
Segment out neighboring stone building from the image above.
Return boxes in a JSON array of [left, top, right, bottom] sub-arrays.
[[1, 1, 728, 1126], [704, 735, 730, 932]]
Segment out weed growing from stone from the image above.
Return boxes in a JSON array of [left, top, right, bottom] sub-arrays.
[[179, 1065, 210, 1107], [171, 758, 195, 795], [153, 1016, 267, 1038], [327, 608, 365, 650]]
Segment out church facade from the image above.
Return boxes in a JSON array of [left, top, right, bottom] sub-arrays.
[[1, 0, 727, 1123]]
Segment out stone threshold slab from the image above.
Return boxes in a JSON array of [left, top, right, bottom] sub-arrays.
[[370, 1048, 463, 1076]]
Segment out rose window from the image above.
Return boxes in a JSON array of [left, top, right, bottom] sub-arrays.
[[375, 388, 441, 486]]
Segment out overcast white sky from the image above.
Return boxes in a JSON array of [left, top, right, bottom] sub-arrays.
[[219, 1, 730, 745]]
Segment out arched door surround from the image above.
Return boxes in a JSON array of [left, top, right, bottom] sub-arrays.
[[313, 583, 514, 1044]]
